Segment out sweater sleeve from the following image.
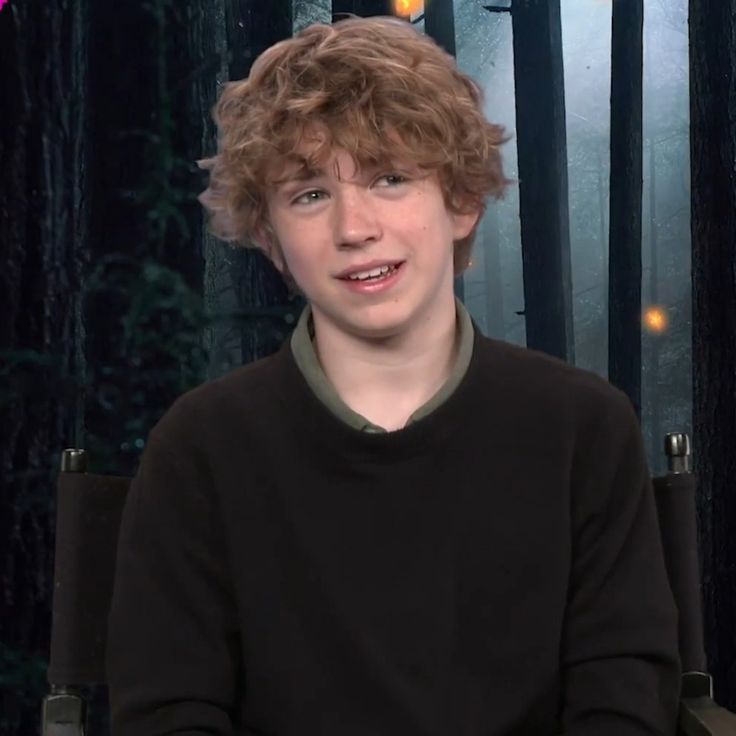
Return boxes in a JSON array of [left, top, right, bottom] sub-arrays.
[[106, 424, 242, 735], [557, 389, 682, 735]]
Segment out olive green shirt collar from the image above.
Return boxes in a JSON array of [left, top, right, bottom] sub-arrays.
[[290, 298, 474, 433]]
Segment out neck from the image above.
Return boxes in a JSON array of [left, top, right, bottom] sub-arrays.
[[310, 295, 460, 422]]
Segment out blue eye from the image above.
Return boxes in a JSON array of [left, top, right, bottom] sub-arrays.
[[291, 173, 408, 206]]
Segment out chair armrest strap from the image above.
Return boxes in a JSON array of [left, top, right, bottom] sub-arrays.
[[679, 696, 736, 736]]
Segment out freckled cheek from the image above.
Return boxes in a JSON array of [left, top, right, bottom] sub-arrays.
[[284, 248, 327, 284]]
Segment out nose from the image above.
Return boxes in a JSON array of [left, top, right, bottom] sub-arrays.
[[331, 187, 383, 248]]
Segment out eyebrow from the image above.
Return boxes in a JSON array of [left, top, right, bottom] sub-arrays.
[[272, 159, 403, 192], [274, 168, 326, 190]]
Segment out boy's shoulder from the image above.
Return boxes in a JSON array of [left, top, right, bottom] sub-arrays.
[[476, 332, 624, 397], [472, 332, 636, 429], [148, 343, 290, 446]]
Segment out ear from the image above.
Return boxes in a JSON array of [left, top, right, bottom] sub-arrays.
[[253, 224, 286, 274], [452, 205, 483, 242], [270, 249, 286, 275]]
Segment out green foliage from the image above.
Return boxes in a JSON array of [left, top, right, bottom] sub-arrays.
[[121, 260, 212, 388], [82, 254, 215, 475]]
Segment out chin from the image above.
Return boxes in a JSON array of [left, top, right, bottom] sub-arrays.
[[347, 309, 417, 341]]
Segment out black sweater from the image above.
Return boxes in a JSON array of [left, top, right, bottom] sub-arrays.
[[106, 323, 681, 735]]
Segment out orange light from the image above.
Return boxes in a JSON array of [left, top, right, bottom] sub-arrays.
[[643, 306, 669, 334], [394, 0, 424, 17]]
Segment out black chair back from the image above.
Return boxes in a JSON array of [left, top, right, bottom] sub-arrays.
[[652, 434, 736, 734], [42, 449, 130, 736], [652, 433, 708, 677]]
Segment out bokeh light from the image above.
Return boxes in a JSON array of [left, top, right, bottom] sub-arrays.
[[643, 306, 669, 334], [394, 0, 424, 17]]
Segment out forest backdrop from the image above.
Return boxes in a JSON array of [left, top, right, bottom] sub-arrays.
[[0, 0, 734, 734]]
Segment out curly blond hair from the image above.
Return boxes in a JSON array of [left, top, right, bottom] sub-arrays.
[[197, 14, 511, 293]]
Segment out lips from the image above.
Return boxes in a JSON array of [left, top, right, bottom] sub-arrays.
[[336, 260, 405, 279], [337, 260, 406, 294]]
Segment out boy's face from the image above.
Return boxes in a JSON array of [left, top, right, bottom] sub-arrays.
[[259, 142, 480, 341]]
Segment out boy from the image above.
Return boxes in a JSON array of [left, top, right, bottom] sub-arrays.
[[106, 14, 681, 735]]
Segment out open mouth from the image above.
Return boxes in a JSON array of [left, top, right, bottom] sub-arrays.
[[340, 262, 404, 283]]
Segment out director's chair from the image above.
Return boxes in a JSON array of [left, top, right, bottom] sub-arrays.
[[41, 433, 736, 735]]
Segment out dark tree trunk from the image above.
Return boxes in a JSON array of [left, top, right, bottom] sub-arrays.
[[217, 0, 295, 369], [689, 0, 736, 710], [607, 0, 643, 417], [0, 0, 89, 733], [423, 0, 466, 303], [332, 0, 395, 20], [508, 0, 574, 363], [192, 0, 235, 381]]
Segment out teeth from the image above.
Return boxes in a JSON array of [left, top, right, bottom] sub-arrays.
[[347, 264, 395, 281]]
